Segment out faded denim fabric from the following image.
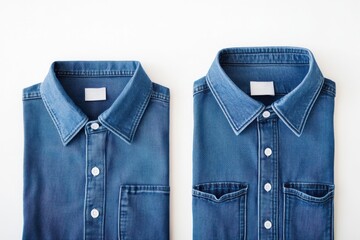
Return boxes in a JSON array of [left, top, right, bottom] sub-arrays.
[[192, 47, 335, 240], [22, 61, 170, 240]]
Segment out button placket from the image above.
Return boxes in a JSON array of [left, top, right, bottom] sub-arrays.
[[84, 122, 106, 239], [258, 110, 278, 239]]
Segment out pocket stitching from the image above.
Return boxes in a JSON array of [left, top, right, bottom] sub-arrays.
[[118, 184, 170, 240], [120, 185, 170, 193], [283, 182, 334, 240], [284, 189, 334, 203], [192, 181, 248, 240], [283, 183, 334, 203], [192, 189, 247, 203], [283, 193, 334, 239], [192, 182, 248, 203]]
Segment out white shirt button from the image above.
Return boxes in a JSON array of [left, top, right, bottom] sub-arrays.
[[262, 110, 271, 118], [264, 220, 272, 229], [90, 123, 99, 130], [264, 183, 272, 192], [264, 148, 272, 157], [91, 208, 99, 219], [91, 167, 100, 177]]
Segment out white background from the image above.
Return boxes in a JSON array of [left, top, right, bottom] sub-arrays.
[[1, 0, 359, 239]]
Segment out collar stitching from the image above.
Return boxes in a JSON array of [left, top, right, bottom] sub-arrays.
[[297, 77, 324, 129], [63, 117, 88, 144], [97, 85, 152, 144], [206, 75, 241, 130], [207, 75, 265, 133], [41, 88, 88, 144], [55, 70, 135, 76], [40, 88, 65, 141], [271, 105, 300, 135], [128, 85, 152, 140], [238, 105, 265, 133], [98, 117, 131, 142]]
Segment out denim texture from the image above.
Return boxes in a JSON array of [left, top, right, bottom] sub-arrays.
[[192, 47, 336, 240], [22, 61, 170, 240]]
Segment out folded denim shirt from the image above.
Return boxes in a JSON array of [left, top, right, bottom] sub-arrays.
[[192, 47, 336, 240], [22, 61, 170, 240]]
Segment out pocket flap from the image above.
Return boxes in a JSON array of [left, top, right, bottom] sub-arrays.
[[192, 182, 248, 202], [283, 183, 334, 202]]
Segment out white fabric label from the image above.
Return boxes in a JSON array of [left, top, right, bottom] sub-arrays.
[[85, 87, 106, 101], [250, 81, 275, 96]]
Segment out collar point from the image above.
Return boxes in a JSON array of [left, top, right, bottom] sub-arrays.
[[231, 124, 246, 136], [293, 129, 303, 137], [272, 104, 305, 137], [98, 117, 134, 144], [233, 130, 242, 136], [60, 135, 73, 146]]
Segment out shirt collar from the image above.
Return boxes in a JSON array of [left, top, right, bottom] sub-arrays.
[[206, 47, 324, 137], [40, 61, 153, 146]]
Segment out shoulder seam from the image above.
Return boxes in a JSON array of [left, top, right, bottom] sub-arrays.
[[151, 91, 169, 102], [23, 84, 42, 100], [321, 79, 336, 97], [193, 83, 209, 96]]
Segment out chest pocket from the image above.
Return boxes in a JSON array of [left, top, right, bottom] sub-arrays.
[[192, 182, 248, 240], [283, 183, 334, 240], [118, 185, 170, 240]]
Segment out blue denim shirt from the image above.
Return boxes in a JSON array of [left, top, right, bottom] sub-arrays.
[[192, 47, 335, 240], [22, 61, 170, 240]]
